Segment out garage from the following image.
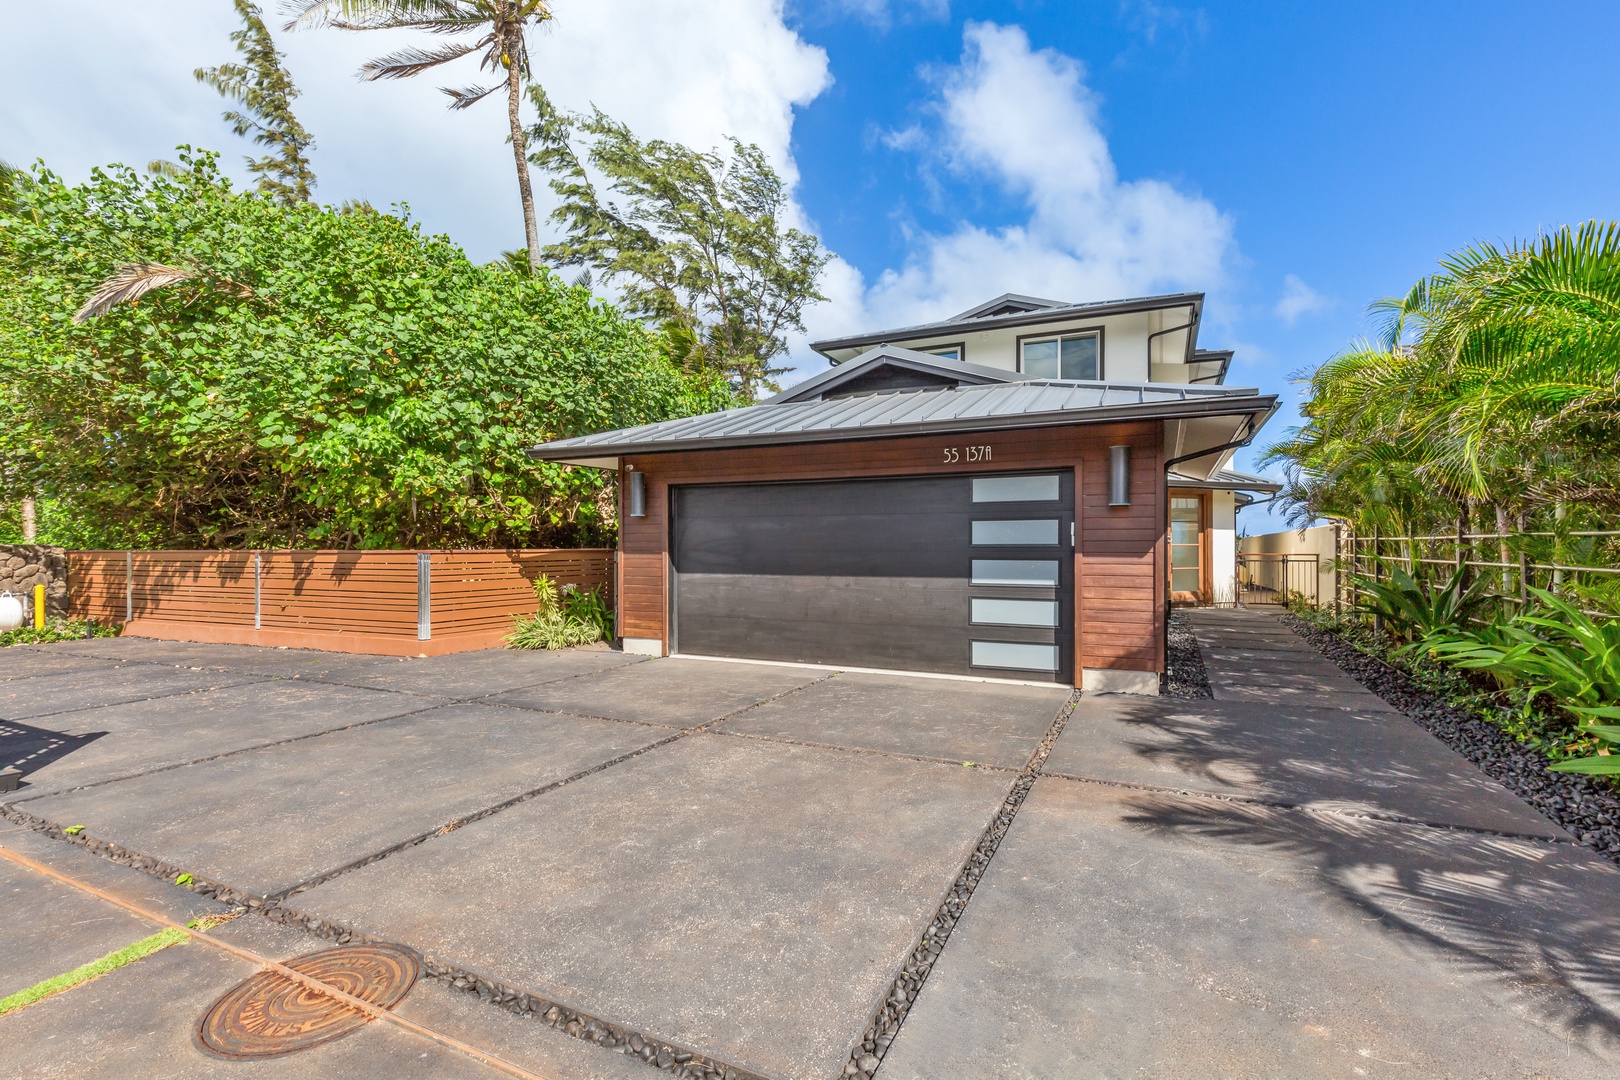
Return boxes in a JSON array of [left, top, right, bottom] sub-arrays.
[[527, 342, 1276, 694], [669, 472, 1075, 682]]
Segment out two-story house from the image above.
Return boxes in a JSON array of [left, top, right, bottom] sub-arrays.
[[529, 291, 1279, 694]]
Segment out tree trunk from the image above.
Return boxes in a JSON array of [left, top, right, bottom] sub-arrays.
[[21, 496, 36, 542], [506, 44, 541, 271]]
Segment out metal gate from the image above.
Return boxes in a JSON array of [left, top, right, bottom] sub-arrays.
[[1235, 553, 1318, 607]]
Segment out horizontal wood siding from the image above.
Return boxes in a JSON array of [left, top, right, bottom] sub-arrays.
[[1079, 427, 1164, 672], [618, 421, 1166, 682], [64, 548, 613, 655]]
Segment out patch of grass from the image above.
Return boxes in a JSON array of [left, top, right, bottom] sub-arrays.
[[0, 927, 187, 1018]]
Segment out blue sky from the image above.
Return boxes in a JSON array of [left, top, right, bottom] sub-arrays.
[[4, 1, 1618, 535]]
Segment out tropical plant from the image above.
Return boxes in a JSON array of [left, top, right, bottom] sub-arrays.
[[1426, 589, 1620, 712], [0, 150, 726, 548], [1552, 705, 1620, 775], [196, 0, 318, 204], [1351, 564, 1493, 652], [1263, 222, 1620, 542], [560, 583, 613, 640], [529, 87, 831, 399], [505, 574, 602, 649], [287, 0, 554, 270]]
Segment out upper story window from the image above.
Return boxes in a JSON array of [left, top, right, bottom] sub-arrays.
[[924, 344, 962, 362], [1020, 333, 1099, 380]]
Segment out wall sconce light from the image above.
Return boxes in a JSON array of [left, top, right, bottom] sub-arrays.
[[628, 468, 646, 517], [1108, 445, 1130, 506]]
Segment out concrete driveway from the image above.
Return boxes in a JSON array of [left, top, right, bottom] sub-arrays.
[[3, 614, 1619, 1079]]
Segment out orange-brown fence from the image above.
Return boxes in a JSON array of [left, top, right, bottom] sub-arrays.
[[66, 549, 614, 656]]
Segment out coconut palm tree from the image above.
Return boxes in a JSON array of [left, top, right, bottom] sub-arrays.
[[287, 1, 553, 269]]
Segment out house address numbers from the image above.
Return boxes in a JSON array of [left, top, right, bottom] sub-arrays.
[[941, 445, 993, 463]]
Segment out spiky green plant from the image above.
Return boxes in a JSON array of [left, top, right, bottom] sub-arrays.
[[504, 573, 602, 650]]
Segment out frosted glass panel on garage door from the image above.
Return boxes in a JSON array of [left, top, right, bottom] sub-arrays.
[[972, 560, 1060, 586], [971, 519, 1060, 546], [972, 475, 1060, 503], [972, 598, 1059, 627], [972, 641, 1060, 672]]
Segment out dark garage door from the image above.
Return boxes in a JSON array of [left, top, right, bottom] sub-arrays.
[[670, 472, 1074, 682]]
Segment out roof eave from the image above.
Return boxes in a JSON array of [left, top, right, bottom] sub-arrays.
[[527, 392, 1276, 463]]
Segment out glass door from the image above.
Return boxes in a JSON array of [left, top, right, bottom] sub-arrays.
[[1169, 496, 1203, 600]]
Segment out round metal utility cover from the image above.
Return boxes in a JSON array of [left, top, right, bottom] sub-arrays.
[[197, 942, 421, 1058]]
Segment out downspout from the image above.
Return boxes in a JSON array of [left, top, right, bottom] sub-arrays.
[[1145, 310, 1199, 374]]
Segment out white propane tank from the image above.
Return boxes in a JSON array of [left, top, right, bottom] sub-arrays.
[[0, 591, 22, 633]]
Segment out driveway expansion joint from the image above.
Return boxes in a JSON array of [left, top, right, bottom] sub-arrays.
[[711, 727, 1024, 773], [0, 676, 272, 724], [840, 691, 1081, 1080]]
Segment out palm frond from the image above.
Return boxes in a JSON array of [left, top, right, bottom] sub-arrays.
[[359, 40, 479, 80], [443, 83, 500, 109], [74, 264, 200, 322]]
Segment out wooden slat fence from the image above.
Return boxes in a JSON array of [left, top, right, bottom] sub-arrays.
[[66, 549, 615, 656]]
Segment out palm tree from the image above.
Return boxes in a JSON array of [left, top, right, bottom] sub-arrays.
[[287, 1, 553, 269], [1267, 222, 1620, 538]]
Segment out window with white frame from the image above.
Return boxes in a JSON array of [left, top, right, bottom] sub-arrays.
[[924, 344, 962, 362], [1020, 333, 1099, 380]]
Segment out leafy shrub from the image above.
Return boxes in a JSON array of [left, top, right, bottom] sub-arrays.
[[560, 584, 614, 640], [0, 151, 733, 549], [1352, 564, 1493, 652], [505, 575, 603, 650], [0, 618, 119, 647]]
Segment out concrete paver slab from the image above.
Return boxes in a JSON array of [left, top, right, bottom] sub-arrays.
[[489, 657, 825, 728], [1210, 677, 1397, 710], [5, 680, 444, 798], [22, 703, 670, 898], [0, 666, 262, 721], [0, 648, 128, 681], [877, 777, 1620, 1079], [718, 671, 1067, 768], [0, 845, 167, 1000], [296, 733, 1013, 1080], [1044, 695, 1563, 837], [326, 647, 645, 698]]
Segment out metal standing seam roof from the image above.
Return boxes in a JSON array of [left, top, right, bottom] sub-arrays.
[[527, 379, 1277, 460]]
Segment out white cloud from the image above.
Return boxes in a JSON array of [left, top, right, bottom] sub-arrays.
[[818, 21, 1235, 338], [831, 0, 951, 30], [0, 0, 829, 262], [1273, 274, 1329, 325]]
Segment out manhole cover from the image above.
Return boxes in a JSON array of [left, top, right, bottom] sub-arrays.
[[197, 942, 421, 1058]]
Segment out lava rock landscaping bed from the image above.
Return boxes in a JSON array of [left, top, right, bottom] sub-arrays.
[[1278, 612, 1620, 863], [1162, 610, 1213, 699]]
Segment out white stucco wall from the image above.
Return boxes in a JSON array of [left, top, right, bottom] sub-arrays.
[[837, 307, 1193, 384], [1210, 490, 1237, 605]]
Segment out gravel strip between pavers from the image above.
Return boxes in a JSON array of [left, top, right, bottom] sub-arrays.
[[839, 691, 1082, 1080], [1278, 611, 1620, 864], [1162, 609, 1213, 699]]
